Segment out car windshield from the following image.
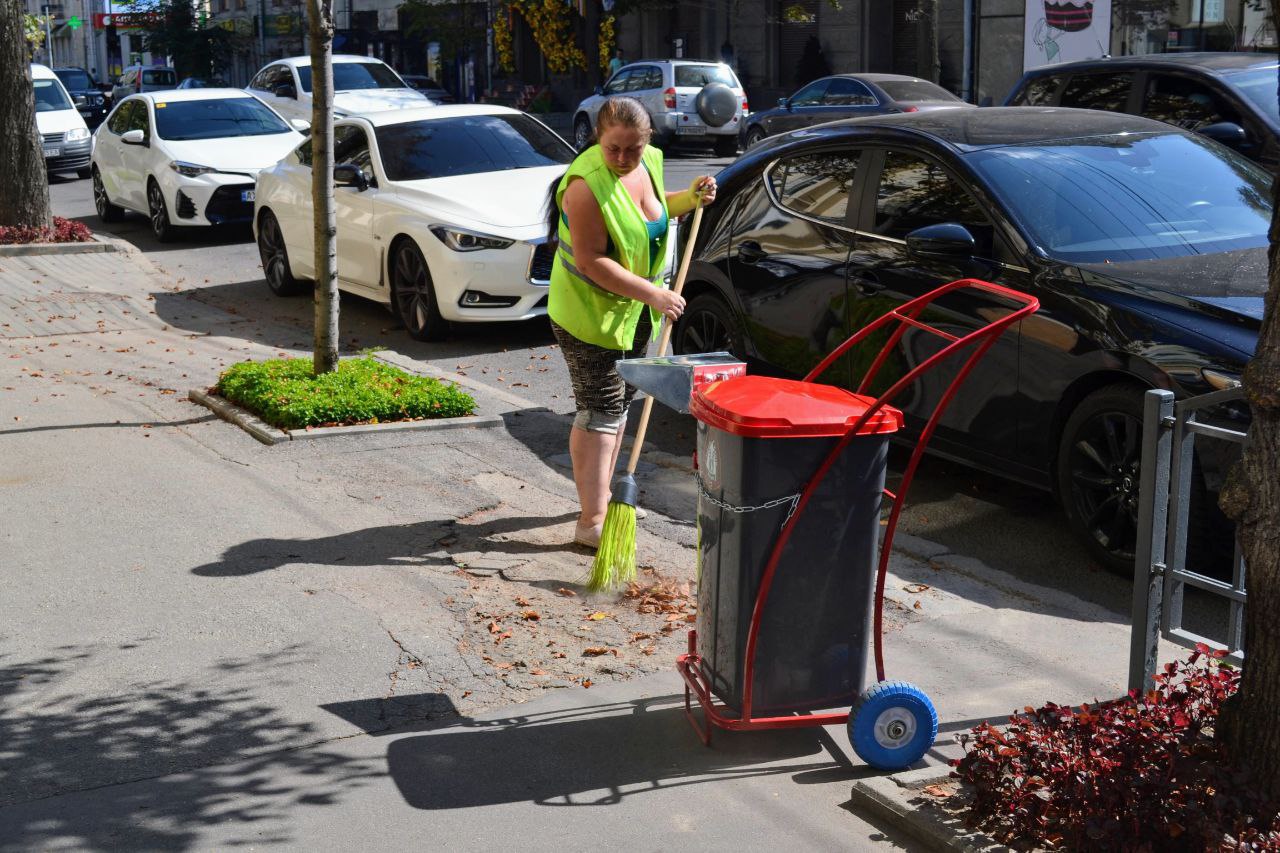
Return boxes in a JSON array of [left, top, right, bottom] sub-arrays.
[[674, 64, 737, 88], [375, 114, 574, 181], [877, 79, 959, 102], [968, 132, 1272, 263], [33, 79, 72, 111], [154, 97, 291, 140], [1223, 66, 1280, 125], [143, 69, 176, 86], [298, 62, 405, 93], [55, 69, 93, 90]]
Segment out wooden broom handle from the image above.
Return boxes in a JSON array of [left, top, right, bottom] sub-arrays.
[[624, 200, 706, 475]]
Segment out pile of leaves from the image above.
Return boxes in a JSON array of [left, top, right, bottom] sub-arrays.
[[215, 356, 476, 430], [954, 646, 1280, 850], [0, 217, 93, 245]]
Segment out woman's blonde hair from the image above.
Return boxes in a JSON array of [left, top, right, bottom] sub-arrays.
[[593, 96, 652, 141]]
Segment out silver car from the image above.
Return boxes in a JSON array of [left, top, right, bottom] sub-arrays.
[[572, 60, 746, 157]]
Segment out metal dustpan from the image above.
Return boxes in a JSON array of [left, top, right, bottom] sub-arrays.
[[616, 352, 746, 414]]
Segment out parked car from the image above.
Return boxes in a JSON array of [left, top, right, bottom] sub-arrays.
[[91, 89, 307, 241], [52, 66, 109, 128], [255, 105, 590, 341], [1005, 52, 1280, 173], [176, 76, 228, 89], [571, 59, 747, 156], [246, 55, 431, 124], [111, 64, 177, 102], [742, 73, 972, 148], [32, 63, 92, 178], [673, 107, 1259, 572], [401, 74, 455, 104]]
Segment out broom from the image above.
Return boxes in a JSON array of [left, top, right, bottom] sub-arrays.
[[588, 196, 707, 591]]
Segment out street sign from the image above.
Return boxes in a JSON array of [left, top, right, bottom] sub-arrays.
[[66, 15, 81, 29], [93, 12, 162, 29]]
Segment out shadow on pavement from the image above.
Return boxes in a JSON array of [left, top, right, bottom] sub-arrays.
[[0, 645, 385, 851], [0, 414, 216, 436], [362, 693, 871, 810]]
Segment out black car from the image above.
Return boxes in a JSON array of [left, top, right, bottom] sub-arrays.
[[1005, 53, 1280, 173], [674, 107, 1260, 572], [742, 73, 972, 149], [53, 66, 109, 128], [401, 74, 455, 103]]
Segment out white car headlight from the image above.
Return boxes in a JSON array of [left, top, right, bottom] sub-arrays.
[[64, 127, 90, 142], [429, 226, 514, 252], [169, 160, 218, 178]]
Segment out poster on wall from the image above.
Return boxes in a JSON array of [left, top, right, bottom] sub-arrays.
[[1024, 0, 1112, 71]]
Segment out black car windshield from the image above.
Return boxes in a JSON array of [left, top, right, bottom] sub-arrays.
[[56, 69, 93, 90], [968, 132, 1271, 263], [376, 114, 574, 181], [1223, 66, 1280, 125], [154, 97, 292, 140], [298, 63, 404, 93], [674, 64, 737, 88], [33, 79, 72, 111], [877, 79, 959, 102]]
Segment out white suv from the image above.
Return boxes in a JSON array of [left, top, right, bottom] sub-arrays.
[[246, 55, 431, 123], [572, 60, 746, 156]]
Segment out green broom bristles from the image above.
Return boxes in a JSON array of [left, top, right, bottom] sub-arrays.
[[588, 501, 637, 591]]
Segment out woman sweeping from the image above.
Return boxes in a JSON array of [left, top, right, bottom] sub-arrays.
[[545, 97, 716, 549]]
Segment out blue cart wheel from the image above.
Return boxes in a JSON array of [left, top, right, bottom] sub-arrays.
[[849, 680, 938, 771]]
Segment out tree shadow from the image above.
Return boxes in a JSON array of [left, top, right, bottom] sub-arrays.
[[0, 646, 393, 850]]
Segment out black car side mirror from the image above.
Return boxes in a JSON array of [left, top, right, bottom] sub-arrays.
[[1198, 121, 1248, 150], [905, 223, 975, 260], [273, 83, 297, 100], [778, 96, 789, 109], [334, 163, 369, 192]]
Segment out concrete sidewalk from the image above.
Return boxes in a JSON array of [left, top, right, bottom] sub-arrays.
[[0, 247, 1181, 850]]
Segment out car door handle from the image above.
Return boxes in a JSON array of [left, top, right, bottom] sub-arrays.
[[737, 241, 766, 264], [854, 273, 884, 295]]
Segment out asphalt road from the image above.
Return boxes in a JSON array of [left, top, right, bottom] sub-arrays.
[[48, 155, 1147, 625]]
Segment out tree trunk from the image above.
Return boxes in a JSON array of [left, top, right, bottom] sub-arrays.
[[1217, 62, 1280, 802], [0, 0, 53, 229], [309, 0, 339, 375]]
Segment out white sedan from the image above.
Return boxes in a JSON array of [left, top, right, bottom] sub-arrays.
[[91, 89, 307, 242], [254, 105, 581, 341]]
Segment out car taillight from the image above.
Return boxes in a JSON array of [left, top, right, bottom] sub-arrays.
[[901, 105, 919, 113], [742, 98, 749, 113], [664, 87, 676, 109]]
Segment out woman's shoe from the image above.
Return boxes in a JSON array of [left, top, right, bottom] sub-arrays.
[[574, 522, 602, 549]]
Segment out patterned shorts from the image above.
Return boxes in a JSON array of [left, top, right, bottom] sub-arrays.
[[551, 313, 652, 433]]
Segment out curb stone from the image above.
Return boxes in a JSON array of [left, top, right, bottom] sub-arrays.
[[849, 767, 1009, 853], [188, 389, 504, 445], [0, 234, 119, 257]]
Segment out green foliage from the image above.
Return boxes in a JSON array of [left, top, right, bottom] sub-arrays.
[[23, 14, 49, 51], [215, 356, 477, 430], [125, 0, 246, 79], [401, 0, 487, 65]]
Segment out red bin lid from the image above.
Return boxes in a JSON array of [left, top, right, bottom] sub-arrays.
[[690, 375, 903, 439]]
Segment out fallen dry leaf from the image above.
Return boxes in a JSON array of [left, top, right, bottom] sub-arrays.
[[587, 612, 610, 621], [582, 647, 610, 657], [904, 583, 930, 594], [530, 668, 547, 676], [514, 596, 532, 607], [913, 601, 923, 610], [521, 609, 541, 621], [922, 784, 952, 799], [556, 587, 577, 597]]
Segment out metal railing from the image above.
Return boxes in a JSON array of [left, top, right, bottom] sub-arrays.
[[1129, 387, 1248, 693]]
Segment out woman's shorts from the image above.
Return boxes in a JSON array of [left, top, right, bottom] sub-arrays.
[[551, 314, 652, 434]]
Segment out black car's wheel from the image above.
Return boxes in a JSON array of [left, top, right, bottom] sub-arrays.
[[745, 126, 767, 148], [713, 135, 738, 158], [391, 239, 448, 342], [673, 292, 743, 357], [92, 168, 124, 222], [147, 179, 177, 243], [257, 210, 304, 296], [573, 115, 593, 150]]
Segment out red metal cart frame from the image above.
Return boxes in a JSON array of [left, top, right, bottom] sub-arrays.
[[677, 278, 1040, 744]]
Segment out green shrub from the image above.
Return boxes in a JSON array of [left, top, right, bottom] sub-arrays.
[[215, 357, 476, 430]]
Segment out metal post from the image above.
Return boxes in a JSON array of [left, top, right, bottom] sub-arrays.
[[1129, 389, 1175, 694], [961, 0, 973, 101], [259, 0, 267, 62], [43, 6, 56, 66]]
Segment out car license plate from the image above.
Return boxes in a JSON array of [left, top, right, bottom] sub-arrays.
[[241, 189, 256, 203], [43, 147, 60, 157], [677, 125, 706, 136]]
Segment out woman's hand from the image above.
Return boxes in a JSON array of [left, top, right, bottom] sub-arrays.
[[646, 286, 686, 322], [689, 175, 717, 207]]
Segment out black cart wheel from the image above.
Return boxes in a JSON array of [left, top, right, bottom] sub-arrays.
[[257, 210, 305, 296], [391, 239, 448, 342], [92, 168, 124, 223], [147, 179, 176, 243], [674, 292, 742, 357]]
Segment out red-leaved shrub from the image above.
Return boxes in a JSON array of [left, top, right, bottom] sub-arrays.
[[0, 217, 93, 245], [954, 646, 1279, 850]]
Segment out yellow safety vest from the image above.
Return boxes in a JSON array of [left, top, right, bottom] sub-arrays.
[[548, 144, 670, 350]]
